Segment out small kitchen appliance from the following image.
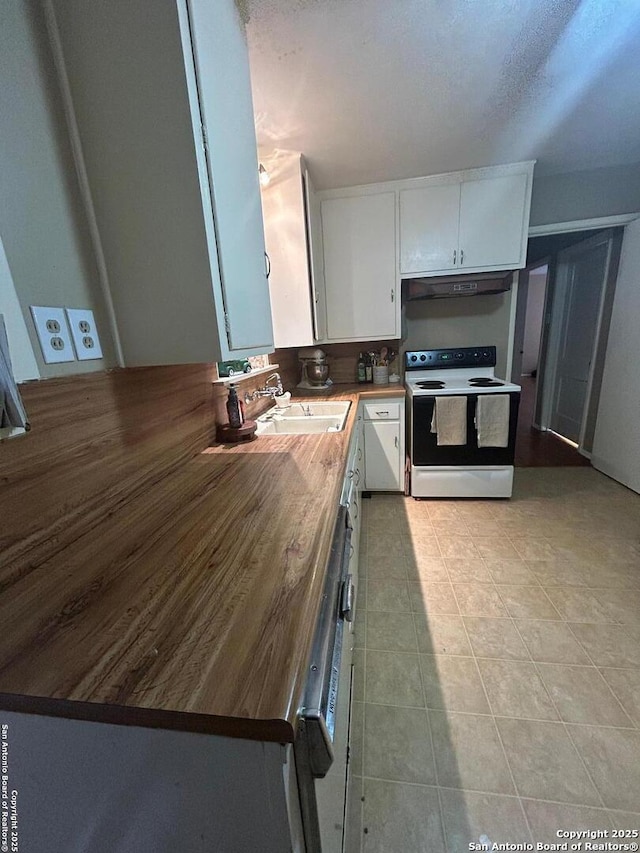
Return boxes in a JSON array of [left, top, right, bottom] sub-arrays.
[[298, 347, 331, 390], [405, 346, 521, 498]]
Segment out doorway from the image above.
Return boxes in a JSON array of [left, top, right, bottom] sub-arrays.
[[511, 228, 623, 466]]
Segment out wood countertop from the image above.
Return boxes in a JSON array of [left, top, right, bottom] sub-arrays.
[[0, 384, 404, 743]]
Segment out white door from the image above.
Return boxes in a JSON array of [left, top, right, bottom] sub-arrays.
[[399, 184, 460, 274], [547, 233, 612, 444], [322, 192, 397, 340], [510, 269, 530, 383], [364, 421, 401, 490], [187, 0, 273, 353], [458, 173, 528, 270]]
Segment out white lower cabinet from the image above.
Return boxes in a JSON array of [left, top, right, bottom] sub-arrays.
[[362, 398, 405, 491]]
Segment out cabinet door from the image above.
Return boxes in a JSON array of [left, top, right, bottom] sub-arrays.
[[303, 167, 328, 342], [322, 192, 397, 340], [400, 183, 460, 274], [188, 0, 273, 353], [364, 420, 402, 490], [458, 173, 528, 270]]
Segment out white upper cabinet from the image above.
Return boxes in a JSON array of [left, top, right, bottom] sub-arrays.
[[458, 172, 529, 270], [322, 192, 398, 342], [399, 163, 534, 277], [260, 152, 326, 348], [400, 183, 461, 273], [48, 0, 273, 365]]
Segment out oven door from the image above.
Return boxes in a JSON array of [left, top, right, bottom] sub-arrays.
[[411, 393, 520, 466]]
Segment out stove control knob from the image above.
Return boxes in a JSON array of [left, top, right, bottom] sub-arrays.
[[482, 350, 491, 359], [410, 354, 418, 362], [419, 354, 427, 361], [455, 351, 464, 360]]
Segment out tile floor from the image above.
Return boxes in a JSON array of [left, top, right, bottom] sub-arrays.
[[346, 468, 640, 853]]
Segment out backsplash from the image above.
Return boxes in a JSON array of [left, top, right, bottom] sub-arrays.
[[273, 341, 401, 387]]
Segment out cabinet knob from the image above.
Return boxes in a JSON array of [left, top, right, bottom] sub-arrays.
[[264, 251, 271, 278], [460, 249, 464, 265], [453, 249, 456, 265], [394, 435, 399, 448]]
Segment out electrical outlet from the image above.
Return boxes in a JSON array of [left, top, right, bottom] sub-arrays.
[[30, 306, 75, 364], [65, 308, 103, 360]]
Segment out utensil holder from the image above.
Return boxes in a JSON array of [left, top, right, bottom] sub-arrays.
[[373, 365, 389, 385]]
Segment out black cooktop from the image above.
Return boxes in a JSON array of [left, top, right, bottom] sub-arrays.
[[416, 381, 446, 389], [468, 378, 504, 387]]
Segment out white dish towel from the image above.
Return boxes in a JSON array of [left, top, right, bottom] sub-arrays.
[[430, 396, 467, 446], [475, 395, 510, 447]]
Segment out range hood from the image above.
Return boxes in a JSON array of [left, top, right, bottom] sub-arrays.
[[403, 271, 513, 300]]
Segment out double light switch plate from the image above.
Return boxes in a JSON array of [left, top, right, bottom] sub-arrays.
[[30, 306, 103, 363]]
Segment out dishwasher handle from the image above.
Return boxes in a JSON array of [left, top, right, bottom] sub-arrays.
[[340, 574, 354, 622]]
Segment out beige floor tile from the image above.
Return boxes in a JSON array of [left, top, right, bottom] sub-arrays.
[[569, 623, 640, 668], [427, 503, 463, 521], [593, 539, 640, 563], [363, 703, 436, 784], [607, 810, 640, 831], [552, 543, 603, 564], [568, 725, 640, 811], [420, 655, 490, 713], [537, 664, 633, 727], [365, 553, 408, 579], [430, 519, 470, 537], [366, 578, 411, 612], [361, 779, 445, 853], [365, 650, 424, 707], [522, 800, 612, 845], [474, 537, 521, 559], [515, 620, 592, 665], [485, 559, 537, 585], [405, 535, 442, 558], [529, 560, 590, 587], [413, 613, 473, 656], [344, 774, 363, 853], [408, 581, 459, 615], [454, 584, 508, 617], [600, 668, 640, 726], [544, 587, 617, 623], [497, 585, 561, 620], [592, 589, 640, 627], [367, 536, 405, 559], [366, 611, 417, 652], [511, 538, 559, 561], [478, 659, 558, 720], [354, 609, 366, 649], [496, 718, 601, 806], [463, 617, 530, 661], [405, 554, 450, 582], [436, 536, 481, 560], [464, 521, 505, 537], [429, 711, 515, 794], [440, 789, 532, 851], [445, 559, 493, 583], [353, 648, 365, 701], [582, 564, 640, 590]]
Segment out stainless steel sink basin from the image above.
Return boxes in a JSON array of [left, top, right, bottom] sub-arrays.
[[255, 401, 351, 435]]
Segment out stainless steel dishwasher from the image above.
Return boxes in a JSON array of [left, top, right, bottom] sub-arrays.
[[295, 505, 355, 853]]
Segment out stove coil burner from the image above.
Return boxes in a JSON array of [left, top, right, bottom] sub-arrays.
[[416, 380, 446, 389], [468, 378, 504, 387]]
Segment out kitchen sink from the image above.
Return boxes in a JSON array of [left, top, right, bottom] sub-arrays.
[[255, 401, 351, 435]]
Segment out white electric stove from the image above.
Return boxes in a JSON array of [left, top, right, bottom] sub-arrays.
[[405, 346, 521, 498]]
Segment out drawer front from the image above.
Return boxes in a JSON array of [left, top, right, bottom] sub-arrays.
[[362, 401, 402, 421]]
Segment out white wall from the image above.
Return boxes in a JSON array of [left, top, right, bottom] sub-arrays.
[[592, 218, 640, 494], [530, 162, 640, 227], [521, 266, 547, 375], [403, 291, 513, 378], [0, 2, 115, 378]]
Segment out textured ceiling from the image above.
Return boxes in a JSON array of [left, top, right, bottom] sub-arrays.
[[245, 0, 640, 189]]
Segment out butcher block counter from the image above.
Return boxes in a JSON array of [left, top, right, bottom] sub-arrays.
[[0, 372, 404, 744]]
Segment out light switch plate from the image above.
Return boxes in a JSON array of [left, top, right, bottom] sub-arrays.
[[65, 308, 103, 360], [30, 306, 75, 364]]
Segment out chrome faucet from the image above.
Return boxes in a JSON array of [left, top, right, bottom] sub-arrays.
[[245, 372, 284, 403]]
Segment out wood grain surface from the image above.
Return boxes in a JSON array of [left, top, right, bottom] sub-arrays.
[[1, 366, 403, 741]]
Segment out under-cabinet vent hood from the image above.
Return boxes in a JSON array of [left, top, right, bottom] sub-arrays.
[[403, 271, 513, 301]]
